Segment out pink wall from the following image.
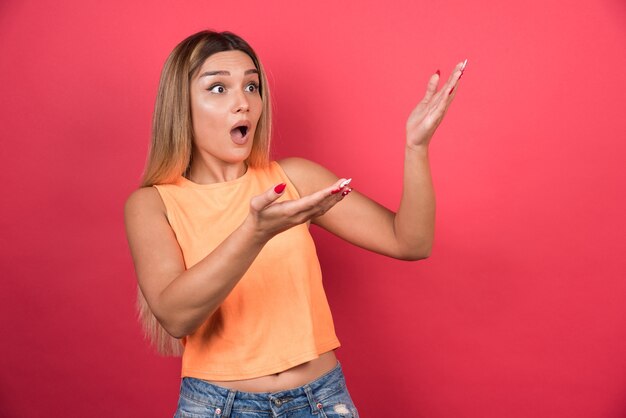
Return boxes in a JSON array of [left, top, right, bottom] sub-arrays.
[[1, 0, 625, 417]]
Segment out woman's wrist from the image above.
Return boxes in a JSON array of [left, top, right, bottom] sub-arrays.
[[405, 142, 430, 158], [240, 214, 273, 247]]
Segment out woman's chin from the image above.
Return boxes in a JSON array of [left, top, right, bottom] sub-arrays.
[[225, 148, 253, 165]]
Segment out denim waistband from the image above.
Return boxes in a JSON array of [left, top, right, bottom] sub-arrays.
[[178, 361, 347, 417]]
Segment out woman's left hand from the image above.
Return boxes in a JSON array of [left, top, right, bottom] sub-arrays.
[[406, 59, 467, 150]]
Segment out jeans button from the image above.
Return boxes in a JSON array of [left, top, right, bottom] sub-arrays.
[[273, 399, 282, 406]]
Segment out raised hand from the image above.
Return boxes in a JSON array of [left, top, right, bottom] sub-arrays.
[[406, 59, 467, 150], [245, 178, 353, 242]]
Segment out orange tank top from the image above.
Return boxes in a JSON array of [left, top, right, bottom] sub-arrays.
[[153, 161, 340, 381]]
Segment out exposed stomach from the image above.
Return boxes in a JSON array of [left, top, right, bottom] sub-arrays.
[[203, 350, 338, 393]]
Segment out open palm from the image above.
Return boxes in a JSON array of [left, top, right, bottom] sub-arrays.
[[406, 59, 467, 149]]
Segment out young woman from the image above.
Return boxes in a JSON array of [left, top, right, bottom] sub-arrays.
[[125, 30, 466, 417]]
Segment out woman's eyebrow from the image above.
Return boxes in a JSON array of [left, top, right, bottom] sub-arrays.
[[199, 69, 259, 78]]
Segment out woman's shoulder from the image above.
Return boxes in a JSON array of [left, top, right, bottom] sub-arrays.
[[275, 158, 340, 196], [124, 186, 166, 220], [275, 157, 317, 173]]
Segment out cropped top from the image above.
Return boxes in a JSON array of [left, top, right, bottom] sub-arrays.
[[153, 161, 340, 381]]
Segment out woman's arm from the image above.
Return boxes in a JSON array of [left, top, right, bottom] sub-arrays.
[[124, 178, 350, 338], [279, 60, 466, 260]]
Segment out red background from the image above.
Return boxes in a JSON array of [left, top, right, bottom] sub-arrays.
[[1, 0, 625, 417]]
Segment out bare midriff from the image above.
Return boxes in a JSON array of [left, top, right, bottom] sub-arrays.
[[204, 350, 338, 393]]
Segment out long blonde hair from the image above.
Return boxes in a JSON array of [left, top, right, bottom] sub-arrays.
[[137, 30, 273, 356]]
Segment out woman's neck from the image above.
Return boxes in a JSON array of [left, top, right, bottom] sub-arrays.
[[186, 160, 248, 185]]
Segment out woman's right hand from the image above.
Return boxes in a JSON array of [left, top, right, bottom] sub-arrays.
[[244, 178, 353, 243], [126, 176, 351, 338]]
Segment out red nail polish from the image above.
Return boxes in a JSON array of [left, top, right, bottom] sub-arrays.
[[331, 188, 341, 195], [274, 183, 286, 194], [436, 69, 440, 76], [341, 188, 353, 196], [449, 86, 455, 95]]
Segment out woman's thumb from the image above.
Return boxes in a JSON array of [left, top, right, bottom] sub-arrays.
[[250, 183, 286, 212]]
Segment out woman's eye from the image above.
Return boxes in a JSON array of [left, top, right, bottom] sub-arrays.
[[245, 83, 259, 93], [209, 85, 225, 93]]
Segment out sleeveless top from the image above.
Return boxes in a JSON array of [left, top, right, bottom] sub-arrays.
[[153, 161, 340, 381]]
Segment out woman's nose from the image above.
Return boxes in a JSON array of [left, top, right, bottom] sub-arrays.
[[232, 91, 250, 113]]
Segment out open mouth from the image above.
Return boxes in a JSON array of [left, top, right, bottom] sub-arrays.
[[236, 126, 248, 137], [230, 123, 250, 143]]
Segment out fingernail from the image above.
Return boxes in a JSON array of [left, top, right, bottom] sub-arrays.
[[330, 188, 341, 195], [436, 69, 440, 76], [449, 86, 455, 95], [339, 178, 352, 188], [341, 187, 353, 197], [461, 59, 468, 70], [274, 183, 286, 194]]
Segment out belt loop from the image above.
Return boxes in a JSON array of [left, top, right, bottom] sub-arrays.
[[221, 389, 237, 418], [303, 385, 319, 415]]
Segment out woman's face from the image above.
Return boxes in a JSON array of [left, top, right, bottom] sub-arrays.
[[190, 50, 263, 168]]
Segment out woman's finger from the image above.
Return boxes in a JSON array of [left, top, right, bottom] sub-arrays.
[[292, 178, 353, 218], [442, 59, 467, 102], [421, 71, 440, 104], [446, 59, 467, 96], [327, 178, 352, 196], [260, 177, 351, 217], [430, 61, 464, 103], [300, 178, 351, 208], [430, 60, 466, 115], [302, 183, 353, 219], [250, 183, 288, 212]]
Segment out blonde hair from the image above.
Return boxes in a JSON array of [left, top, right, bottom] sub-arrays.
[[137, 30, 273, 356]]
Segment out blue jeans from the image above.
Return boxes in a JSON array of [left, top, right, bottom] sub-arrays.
[[174, 362, 359, 417]]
